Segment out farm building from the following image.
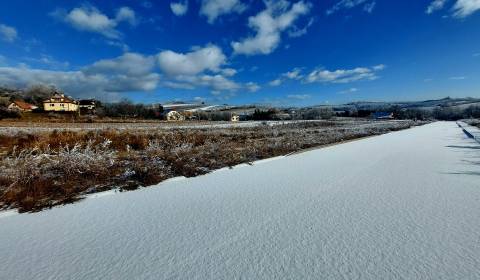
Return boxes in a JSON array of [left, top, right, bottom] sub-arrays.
[[43, 94, 78, 112], [7, 100, 37, 112], [166, 110, 185, 121], [79, 99, 96, 114]]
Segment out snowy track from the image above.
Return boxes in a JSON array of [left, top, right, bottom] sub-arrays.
[[1, 122, 479, 279]]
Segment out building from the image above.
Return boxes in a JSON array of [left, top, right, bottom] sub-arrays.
[[273, 113, 292, 120], [79, 99, 96, 114], [7, 100, 37, 112], [43, 94, 78, 112], [231, 113, 249, 122], [166, 110, 185, 121]]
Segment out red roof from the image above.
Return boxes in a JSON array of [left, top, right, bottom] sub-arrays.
[[12, 100, 35, 110]]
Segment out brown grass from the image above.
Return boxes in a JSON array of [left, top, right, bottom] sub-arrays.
[[0, 119, 426, 212]]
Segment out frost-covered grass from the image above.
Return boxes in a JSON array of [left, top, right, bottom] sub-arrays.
[[0, 119, 425, 212]]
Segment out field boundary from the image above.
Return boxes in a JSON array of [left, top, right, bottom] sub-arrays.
[[457, 121, 480, 143]]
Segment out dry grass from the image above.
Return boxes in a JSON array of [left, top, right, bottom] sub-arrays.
[[0, 119, 425, 212]]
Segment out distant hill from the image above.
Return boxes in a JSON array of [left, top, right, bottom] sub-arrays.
[[333, 97, 480, 112]]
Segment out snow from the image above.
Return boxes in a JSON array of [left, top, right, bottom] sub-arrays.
[[1, 122, 479, 279]]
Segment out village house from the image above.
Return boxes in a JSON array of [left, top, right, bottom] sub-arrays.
[[43, 94, 79, 112], [7, 100, 37, 112], [166, 110, 185, 121], [231, 113, 249, 122], [78, 99, 96, 114]]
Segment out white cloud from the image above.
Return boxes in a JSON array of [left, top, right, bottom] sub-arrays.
[[23, 54, 70, 70], [172, 74, 240, 92], [372, 64, 386, 71], [116, 7, 137, 26], [474, 52, 480, 57], [170, 1, 189, 16], [452, 0, 480, 18], [246, 82, 260, 92], [194, 96, 206, 102], [52, 5, 137, 39], [449, 76, 466, 80], [269, 67, 303, 86], [0, 24, 18, 42], [305, 65, 385, 84], [156, 45, 245, 94], [326, 0, 374, 15], [83, 52, 155, 76], [0, 67, 127, 100], [339, 87, 358, 94], [269, 79, 283, 86], [287, 94, 310, 100], [231, 1, 312, 56], [221, 68, 237, 77], [363, 1, 376, 13], [0, 45, 244, 98], [157, 45, 226, 76], [0, 52, 160, 100], [200, 0, 246, 24], [426, 0, 448, 14], [288, 17, 314, 38], [283, 68, 303, 79]]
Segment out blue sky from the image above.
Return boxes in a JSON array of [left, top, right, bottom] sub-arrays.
[[0, 0, 479, 106]]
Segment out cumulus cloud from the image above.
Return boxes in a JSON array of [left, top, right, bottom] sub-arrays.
[[0, 44, 246, 98], [326, 0, 375, 15], [157, 45, 227, 76], [115, 7, 137, 25], [156, 45, 249, 94], [452, 0, 480, 18], [426, 0, 480, 18], [0, 23, 18, 42], [339, 87, 358, 94], [200, 0, 246, 24], [221, 68, 237, 77], [246, 82, 260, 92], [269, 67, 303, 86], [0, 52, 159, 100], [231, 1, 312, 55], [0, 67, 114, 100], [305, 65, 385, 84], [287, 94, 310, 100], [269, 79, 283, 86], [84, 52, 155, 76], [170, 1, 189, 16], [51, 5, 137, 39], [426, 0, 448, 14]]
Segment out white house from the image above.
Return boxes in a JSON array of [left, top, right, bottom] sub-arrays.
[[166, 110, 185, 121]]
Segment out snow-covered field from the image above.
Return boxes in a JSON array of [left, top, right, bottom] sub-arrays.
[[1, 121, 479, 279]]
